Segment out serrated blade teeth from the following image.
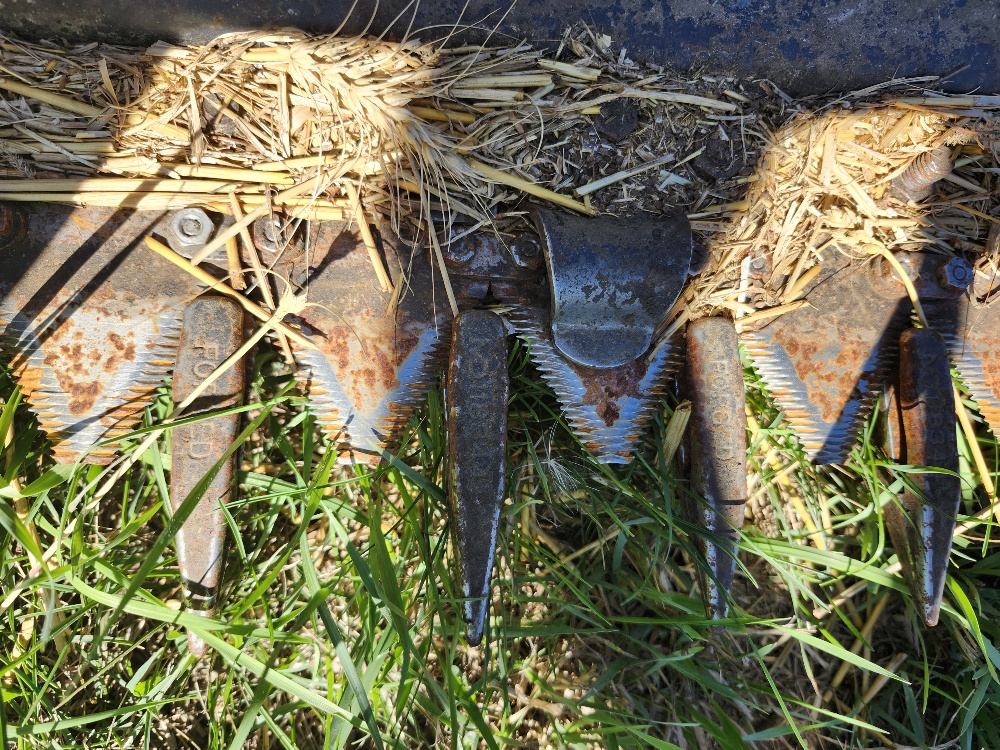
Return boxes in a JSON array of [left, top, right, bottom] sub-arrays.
[[925, 296, 1000, 438], [740, 257, 910, 464], [1, 309, 183, 463], [0, 204, 204, 464], [506, 305, 683, 463], [296, 229, 451, 457]]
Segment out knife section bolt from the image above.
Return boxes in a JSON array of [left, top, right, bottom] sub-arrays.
[[936, 256, 974, 293], [170, 208, 214, 248]]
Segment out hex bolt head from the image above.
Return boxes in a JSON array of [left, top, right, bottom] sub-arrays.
[[937, 257, 974, 292], [262, 218, 280, 243], [508, 237, 542, 269], [442, 238, 475, 265], [749, 255, 770, 275], [180, 217, 202, 237], [169, 208, 214, 248]]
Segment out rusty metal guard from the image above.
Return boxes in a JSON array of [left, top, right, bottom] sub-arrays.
[[885, 328, 960, 627], [686, 317, 747, 620], [170, 295, 245, 655], [446, 310, 509, 645], [0, 204, 204, 463]]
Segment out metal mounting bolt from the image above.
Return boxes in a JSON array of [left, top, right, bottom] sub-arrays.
[[937, 256, 974, 292], [749, 255, 770, 276], [442, 238, 475, 265], [254, 216, 284, 254], [890, 146, 953, 203], [170, 208, 214, 248], [508, 237, 542, 269]]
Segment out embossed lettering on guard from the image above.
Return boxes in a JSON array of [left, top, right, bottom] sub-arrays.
[[686, 317, 747, 620], [171, 295, 245, 656]]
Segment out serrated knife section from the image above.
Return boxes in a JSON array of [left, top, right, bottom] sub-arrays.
[[506, 304, 684, 462], [741, 255, 911, 464], [0, 204, 203, 463], [925, 296, 1000, 438], [295, 224, 451, 457], [502, 209, 692, 464]]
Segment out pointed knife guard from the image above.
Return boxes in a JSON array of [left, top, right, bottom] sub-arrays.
[[170, 295, 245, 656], [885, 327, 960, 627], [446, 310, 509, 645], [685, 317, 747, 620]]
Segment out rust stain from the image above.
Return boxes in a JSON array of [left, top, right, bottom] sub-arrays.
[[104, 331, 137, 372], [569, 358, 646, 427], [770, 302, 901, 426], [68, 211, 116, 239], [66, 381, 101, 415]]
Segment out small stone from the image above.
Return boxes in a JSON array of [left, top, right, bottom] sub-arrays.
[[594, 99, 639, 143], [693, 138, 745, 181]]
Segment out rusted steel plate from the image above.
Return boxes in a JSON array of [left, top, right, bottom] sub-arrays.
[[170, 295, 245, 656], [446, 310, 508, 645], [741, 252, 912, 464], [295, 221, 451, 457], [885, 328, 960, 627], [0, 203, 204, 463], [686, 317, 747, 620]]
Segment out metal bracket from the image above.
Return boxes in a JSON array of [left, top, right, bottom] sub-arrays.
[[170, 295, 245, 656], [885, 328, 960, 627]]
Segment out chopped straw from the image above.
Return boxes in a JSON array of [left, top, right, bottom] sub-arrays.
[[144, 236, 315, 350]]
